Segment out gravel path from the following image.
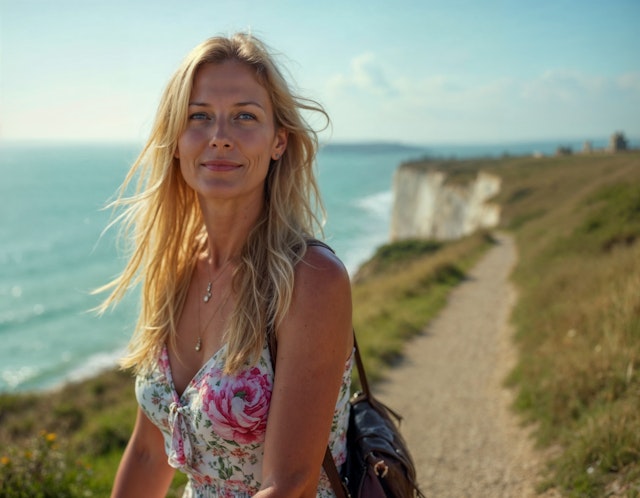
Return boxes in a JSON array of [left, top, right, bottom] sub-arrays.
[[374, 233, 543, 498]]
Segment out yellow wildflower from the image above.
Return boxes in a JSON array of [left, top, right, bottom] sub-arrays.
[[0, 456, 10, 465], [45, 432, 57, 443]]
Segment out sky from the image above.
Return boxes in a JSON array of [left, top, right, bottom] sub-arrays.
[[1, 0, 639, 145]]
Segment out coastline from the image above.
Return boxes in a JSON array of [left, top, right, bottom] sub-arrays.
[[1, 142, 406, 394], [2, 138, 633, 395]]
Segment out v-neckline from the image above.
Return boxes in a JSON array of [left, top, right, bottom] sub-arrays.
[[162, 343, 228, 400]]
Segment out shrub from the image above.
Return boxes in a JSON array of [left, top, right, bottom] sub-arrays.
[[0, 431, 93, 498]]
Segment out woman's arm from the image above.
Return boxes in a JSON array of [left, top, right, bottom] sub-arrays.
[[111, 407, 175, 498], [256, 245, 353, 498]]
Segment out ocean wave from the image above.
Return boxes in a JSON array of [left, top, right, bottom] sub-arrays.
[[0, 347, 126, 393], [1, 365, 41, 391], [353, 190, 394, 219], [0, 297, 86, 333], [333, 226, 391, 277], [62, 347, 126, 385]]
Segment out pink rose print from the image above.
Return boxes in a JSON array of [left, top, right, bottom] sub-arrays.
[[203, 367, 272, 444], [192, 474, 213, 486], [159, 346, 171, 373], [223, 480, 256, 497]]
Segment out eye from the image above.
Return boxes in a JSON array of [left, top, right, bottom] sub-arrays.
[[236, 112, 257, 121], [189, 112, 211, 121]]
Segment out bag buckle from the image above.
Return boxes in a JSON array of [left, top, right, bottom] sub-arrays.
[[373, 459, 389, 478]]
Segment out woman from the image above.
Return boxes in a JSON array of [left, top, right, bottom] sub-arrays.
[[100, 33, 353, 497]]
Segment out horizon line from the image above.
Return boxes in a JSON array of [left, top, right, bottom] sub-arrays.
[[1, 134, 637, 149]]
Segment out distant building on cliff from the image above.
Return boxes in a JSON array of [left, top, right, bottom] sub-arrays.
[[609, 132, 628, 152], [555, 146, 573, 156]]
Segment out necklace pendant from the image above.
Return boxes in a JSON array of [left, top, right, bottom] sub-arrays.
[[195, 337, 202, 352], [203, 282, 212, 303]]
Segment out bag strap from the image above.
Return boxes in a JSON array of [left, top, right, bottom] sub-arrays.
[[323, 446, 349, 498], [320, 334, 365, 498], [352, 333, 370, 398]]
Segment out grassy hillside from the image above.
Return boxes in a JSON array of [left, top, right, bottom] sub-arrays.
[[491, 152, 640, 497], [409, 150, 640, 496], [1, 151, 638, 497]]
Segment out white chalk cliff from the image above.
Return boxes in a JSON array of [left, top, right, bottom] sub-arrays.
[[391, 165, 501, 241]]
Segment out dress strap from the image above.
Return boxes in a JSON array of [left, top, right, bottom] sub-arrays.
[[306, 238, 336, 254]]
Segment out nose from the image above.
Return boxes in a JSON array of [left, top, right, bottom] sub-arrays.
[[208, 121, 233, 150]]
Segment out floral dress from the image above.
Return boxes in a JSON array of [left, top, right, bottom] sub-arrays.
[[136, 343, 353, 498]]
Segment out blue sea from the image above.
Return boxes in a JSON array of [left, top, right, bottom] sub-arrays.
[[0, 138, 612, 392]]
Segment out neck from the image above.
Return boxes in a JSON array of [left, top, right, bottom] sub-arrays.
[[198, 193, 265, 266]]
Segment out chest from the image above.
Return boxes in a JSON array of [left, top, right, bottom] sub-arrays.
[[135, 345, 275, 468], [171, 277, 235, 396]]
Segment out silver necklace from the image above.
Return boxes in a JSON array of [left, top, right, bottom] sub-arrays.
[[202, 258, 232, 303], [195, 290, 231, 352], [196, 257, 233, 351]]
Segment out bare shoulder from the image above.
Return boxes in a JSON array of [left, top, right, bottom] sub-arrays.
[[295, 243, 351, 297], [277, 240, 352, 359], [277, 242, 352, 349]]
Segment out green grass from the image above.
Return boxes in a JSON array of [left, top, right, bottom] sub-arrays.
[[0, 431, 94, 498], [398, 150, 640, 496], [484, 151, 640, 497], [352, 231, 495, 383], [0, 369, 189, 496]]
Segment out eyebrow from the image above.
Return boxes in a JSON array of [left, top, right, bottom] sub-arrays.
[[188, 101, 266, 110]]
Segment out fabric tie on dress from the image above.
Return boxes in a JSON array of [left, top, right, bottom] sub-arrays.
[[168, 401, 193, 470]]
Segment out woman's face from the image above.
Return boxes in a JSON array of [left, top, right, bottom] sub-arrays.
[[176, 61, 287, 206]]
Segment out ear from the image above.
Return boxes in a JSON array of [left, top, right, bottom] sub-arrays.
[[271, 128, 288, 160], [174, 146, 180, 159]]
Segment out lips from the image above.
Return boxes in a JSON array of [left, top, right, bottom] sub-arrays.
[[201, 160, 242, 171]]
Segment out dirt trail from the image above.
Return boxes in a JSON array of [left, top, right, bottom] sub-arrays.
[[375, 233, 543, 497]]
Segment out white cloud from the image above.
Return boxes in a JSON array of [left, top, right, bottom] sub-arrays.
[[321, 58, 640, 143], [617, 72, 640, 93], [520, 69, 608, 103], [327, 53, 398, 98]]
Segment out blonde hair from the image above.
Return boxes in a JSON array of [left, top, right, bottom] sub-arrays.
[[98, 33, 328, 374]]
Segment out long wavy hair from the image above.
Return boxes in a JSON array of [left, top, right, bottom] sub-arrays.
[[97, 33, 328, 374]]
